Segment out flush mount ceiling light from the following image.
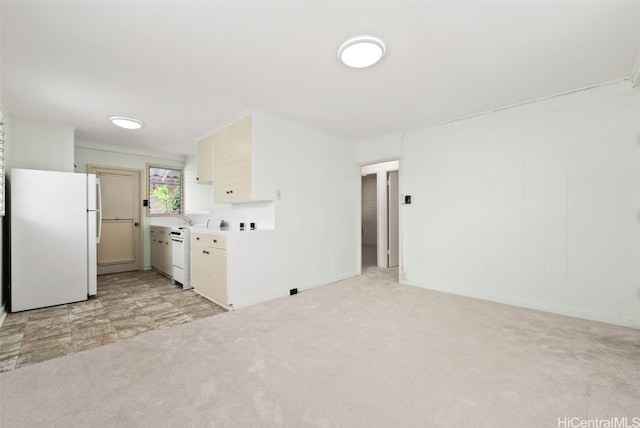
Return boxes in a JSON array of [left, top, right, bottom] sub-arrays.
[[110, 116, 144, 130], [339, 36, 385, 68]]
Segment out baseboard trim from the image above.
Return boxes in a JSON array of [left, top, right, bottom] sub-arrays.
[[402, 279, 640, 330], [231, 290, 289, 310]]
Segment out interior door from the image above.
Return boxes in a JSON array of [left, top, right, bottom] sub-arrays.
[[387, 170, 399, 267], [89, 167, 141, 274]]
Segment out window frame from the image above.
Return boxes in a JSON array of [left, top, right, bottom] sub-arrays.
[[146, 163, 184, 217]]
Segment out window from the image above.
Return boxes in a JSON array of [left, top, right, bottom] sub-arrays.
[[0, 120, 5, 216], [147, 164, 183, 216]]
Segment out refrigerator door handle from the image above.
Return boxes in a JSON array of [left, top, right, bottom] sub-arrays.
[[87, 210, 98, 296], [96, 177, 103, 244]]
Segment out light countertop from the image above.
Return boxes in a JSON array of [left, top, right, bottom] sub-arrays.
[[190, 226, 274, 235]]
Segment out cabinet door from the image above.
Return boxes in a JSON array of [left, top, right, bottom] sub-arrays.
[[228, 115, 252, 200], [162, 239, 172, 276], [150, 232, 159, 270], [192, 244, 227, 305], [196, 135, 213, 183], [209, 247, 228, 304], [156, 229, 165, 273], [191, 243, 208, 292], [158, 239, 166, 273], [213, 126, 231, 202]]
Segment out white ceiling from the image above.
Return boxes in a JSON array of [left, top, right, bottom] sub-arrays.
[[2, 1, 639, 157]]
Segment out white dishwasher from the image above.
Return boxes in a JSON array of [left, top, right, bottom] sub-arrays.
[[170, 226, 192, 289]]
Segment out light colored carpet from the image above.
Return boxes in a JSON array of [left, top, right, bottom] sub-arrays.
[[1, 267, 639, 428]]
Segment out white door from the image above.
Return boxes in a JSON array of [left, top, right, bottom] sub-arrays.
[[387, 170, 399, 267], [88, 167, 141, 275]]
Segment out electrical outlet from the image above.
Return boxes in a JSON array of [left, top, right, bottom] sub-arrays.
[[276, 190, 282, 200], [401, 271, 406, 281]]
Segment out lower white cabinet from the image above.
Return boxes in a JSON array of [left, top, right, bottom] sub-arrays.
[[191, 233, 227, 305], [150, 226, 172, 277], [190, 230, 275, 309]]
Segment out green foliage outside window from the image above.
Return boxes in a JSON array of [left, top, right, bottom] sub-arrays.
[[147, 165, 183, 216], [152, 185, 181, 214]]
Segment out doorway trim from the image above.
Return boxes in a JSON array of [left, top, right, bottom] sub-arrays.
[[359, 158, 401, 276], [88, 164, 144, 274]]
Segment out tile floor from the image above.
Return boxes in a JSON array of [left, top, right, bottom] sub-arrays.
[[0, 270, 226, 372]]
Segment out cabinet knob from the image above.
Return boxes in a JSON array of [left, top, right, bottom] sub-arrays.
[[196, 237, 200, 240], [213, 239, 217, 243], [230, 190, 233, 194], [196, 177, 199, 181]]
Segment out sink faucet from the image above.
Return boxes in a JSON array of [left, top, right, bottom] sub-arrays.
[[206, 219, 226, 229], [178, 216, 193, 226]]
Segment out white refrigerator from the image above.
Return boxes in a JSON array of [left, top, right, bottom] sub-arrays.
[[10, 168, 102, 312]]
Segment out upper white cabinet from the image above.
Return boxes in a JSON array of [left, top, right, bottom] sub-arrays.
[[196, 134, 214, 184], [212, 113, 274, 203], [213, 126, 232, 201]]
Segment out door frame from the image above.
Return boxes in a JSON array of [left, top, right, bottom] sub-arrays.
[[88, 164, 143, 274], [387, 170, 400, 267], [358, 159, 401, 277]]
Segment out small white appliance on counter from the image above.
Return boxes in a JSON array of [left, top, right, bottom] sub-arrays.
[[170, 226, 191, 289], [9, 168, 102, 312]]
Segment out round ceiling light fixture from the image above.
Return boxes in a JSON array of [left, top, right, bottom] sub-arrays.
[[110, 116, 144, 130], [339, 36, 385, 68]]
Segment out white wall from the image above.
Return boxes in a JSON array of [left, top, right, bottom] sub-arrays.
[[357, 132, 402, 165], [184, 154, 213, 214], [262, 112, 360, 293], [74, 146, 184, 269], [7, 120, 75, 172], [389, 80, 640, 328]]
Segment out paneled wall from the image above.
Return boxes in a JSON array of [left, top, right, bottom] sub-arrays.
[[258, 112, 360, 293], [7, 120, 74, 172], [357, 132, 403, 165], [401, 80, 640, 327]]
